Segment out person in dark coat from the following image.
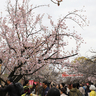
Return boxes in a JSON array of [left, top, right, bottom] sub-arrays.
[[42, 81, 50, 96], [0, 77, 20, 96]]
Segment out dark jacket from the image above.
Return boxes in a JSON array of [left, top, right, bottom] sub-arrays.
[[0, 83, 19, 96], [42, 87, 49, 96], [68, 88, 82, 96]]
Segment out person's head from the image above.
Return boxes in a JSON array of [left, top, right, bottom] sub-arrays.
[[73, 83, 77, 88], [90, 85, 96, 91], [80, 83, 83, 87], [76, 83, 80, 89], [47, 82, 51, 88], [68, 84, 72, 90], [23, 80, 29, 86], [6, 77, 13, 85], [60, 88, 66, 94], [51, 82, 55, 88], [60, 83, 65, 89], [56, 84, 60, 89], [42, 80, 48, 89], [47, 87, 60, 96], [36, 83, 39, 88]]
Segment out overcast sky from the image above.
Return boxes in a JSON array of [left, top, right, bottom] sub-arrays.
[[0, 0, 96, 58]]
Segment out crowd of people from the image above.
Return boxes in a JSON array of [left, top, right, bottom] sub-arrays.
[[0, 77, 96, 96]]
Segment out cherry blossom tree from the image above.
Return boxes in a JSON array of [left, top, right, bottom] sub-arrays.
[[70, 56, 96, 83], [0, 0, 88, 86], [30, 65, 60, 83]]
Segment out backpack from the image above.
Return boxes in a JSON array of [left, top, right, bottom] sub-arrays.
[[14, 82, 24, 95]]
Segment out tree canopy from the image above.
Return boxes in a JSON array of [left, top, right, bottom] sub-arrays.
[[0, 0, 88, 84]]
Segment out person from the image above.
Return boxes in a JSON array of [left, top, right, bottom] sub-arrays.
[[50, 82, 55, 88], [38, 84, 43, 96], [56, 84, 60, 90], [89, 85, 96, 96], [42, 80, 50, 96], [60, 88, 67, 96], [30, 82, 36, 94], [0, 77, 20, 96], [67, 83, 72, 94], [65, 85, 69, 95], [23, 80, 31, 96], [68, 84, 72, 90], [60, 83, 68, 95], [34, 82, 41, 95], [68, 83, 82, 96], [79, 84, 85, 96], [60, 83, 65, 89], [47, 87, 60, 96]]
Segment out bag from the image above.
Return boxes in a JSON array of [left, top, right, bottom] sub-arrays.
[[15, 82, 24, 95]]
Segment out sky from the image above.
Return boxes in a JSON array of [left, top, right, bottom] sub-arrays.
[[0, 0, 96, 59]]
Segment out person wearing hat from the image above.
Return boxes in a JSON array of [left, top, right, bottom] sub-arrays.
[[89, 85, 96, 96]]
